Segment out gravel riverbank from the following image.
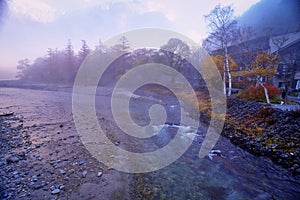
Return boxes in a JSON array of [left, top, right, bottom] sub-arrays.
[[0, 88, 130, 200], [222, 98, 300, 174]]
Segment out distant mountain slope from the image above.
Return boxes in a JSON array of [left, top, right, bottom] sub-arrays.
[[0, 0, 8, 26], [238, 0, 300, 36]]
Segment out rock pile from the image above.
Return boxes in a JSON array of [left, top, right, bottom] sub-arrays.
[[223, 98, 300, 174]]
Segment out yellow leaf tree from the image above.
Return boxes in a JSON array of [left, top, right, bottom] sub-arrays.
[[241, 51, 279, 104], [211, 54, 238, 95]]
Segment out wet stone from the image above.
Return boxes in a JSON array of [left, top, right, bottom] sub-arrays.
[[59, 185, 65, 190], [7, 156, 19, 164], [18, 152, 26, 159], [79, 160, 86, 165], [32, 176, 38, 182], [51, 188, 60, 195], [82, 170, 87, 178], [97, 172, 103, 177], [32, 184, 43, 190]]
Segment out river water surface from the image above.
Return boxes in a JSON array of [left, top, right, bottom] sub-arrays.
[[0, 87, 299, 200]]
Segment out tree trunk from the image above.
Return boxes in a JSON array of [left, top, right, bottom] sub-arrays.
[[259, 82, 271, 104], [224, 46, 232, 96], [223, 65, 226, 95]]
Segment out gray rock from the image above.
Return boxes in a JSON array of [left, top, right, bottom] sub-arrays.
[[18, 152, 26, 159], [32, 176, 38, 182], [82, 170, 87, 178], [7, 156, 19, 163], [79, 160, 86, 165], [33, 184, 43, 190], [97, 172, 103, 177], [51, 188, 60, 195], [59, 169, 66, 174]]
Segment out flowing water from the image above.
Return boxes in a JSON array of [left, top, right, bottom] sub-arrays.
[[0, 87, 299, 200]]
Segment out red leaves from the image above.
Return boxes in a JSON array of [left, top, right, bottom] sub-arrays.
[[237, 83, 280, 101]]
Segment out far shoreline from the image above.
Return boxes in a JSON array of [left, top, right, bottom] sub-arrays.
[[0, 79, 73, 92]]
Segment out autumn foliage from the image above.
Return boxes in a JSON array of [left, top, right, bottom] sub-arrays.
[[211, 54, 238, 76], [237, 83, 280, 102]]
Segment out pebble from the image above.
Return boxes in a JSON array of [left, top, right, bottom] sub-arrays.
[[82, 170, 87, 178], [59, 185, 65, 190], [51, 188, 60, 195], [32, 176, 38, 182], [33, 184, 43, 190], [59, 169, 66, 174], [79, 160, 86, 165], [7, 156, 19, 163], [97, 172, 103, 177]]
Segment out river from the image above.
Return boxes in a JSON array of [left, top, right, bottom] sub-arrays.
[[0, 87, 299, 200]]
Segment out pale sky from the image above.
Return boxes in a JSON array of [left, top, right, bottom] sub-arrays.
[[0, 0, 260, 79]]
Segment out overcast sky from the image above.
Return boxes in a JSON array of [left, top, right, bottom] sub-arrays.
[[0, 0, 260, 79]]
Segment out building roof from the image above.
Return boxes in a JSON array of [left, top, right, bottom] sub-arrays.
[[295, 72, 300, 80], [270, 32, 300, 53]]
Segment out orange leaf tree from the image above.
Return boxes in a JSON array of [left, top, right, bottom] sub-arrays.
[[241, 51, 279, 104]]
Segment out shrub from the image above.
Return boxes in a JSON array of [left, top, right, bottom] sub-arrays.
[[237, 83, 280, 102], [258, 107, 276, 117]]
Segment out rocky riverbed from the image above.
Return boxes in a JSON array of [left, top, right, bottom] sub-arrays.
[[0, 112, 134, 200], [1, 87, 300, 199], [0, 112, 132, 200], [222, 98, 300, 174]]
